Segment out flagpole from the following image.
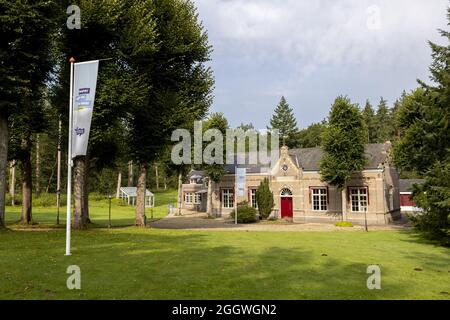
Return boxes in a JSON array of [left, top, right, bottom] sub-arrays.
[[235, 166, 237, 225], [66, 57, 75, 256]]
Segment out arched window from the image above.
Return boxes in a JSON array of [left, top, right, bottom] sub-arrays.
[[280, 188, 293, 196]]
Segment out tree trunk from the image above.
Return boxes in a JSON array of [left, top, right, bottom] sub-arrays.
[[0, 114, 8, 227], [177, 172, 182, 216], [127, 161, 133, 187], [56, 116, 62, 223], [73, 157, 88, 229], [155, 163, 159, 190], [20, 140, 32, 224], [135, 163, 147, 226], [341, 187, 347, 221], [116, 172, 122, 198], [206, 178, 213, 217], [83, 155, 90, 223], [9, 160, 16, 206], [35, 134, 41, 197]]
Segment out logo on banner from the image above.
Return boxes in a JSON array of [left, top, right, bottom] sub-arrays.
[[74, 127, 85, 136], [75, 88, 92, 110], [236, 168, 246, 197]]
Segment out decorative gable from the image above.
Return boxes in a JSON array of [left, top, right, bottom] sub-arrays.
[[271, 146, 301, 178]]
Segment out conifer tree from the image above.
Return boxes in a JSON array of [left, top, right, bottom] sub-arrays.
[[269, 96, 298, 148]]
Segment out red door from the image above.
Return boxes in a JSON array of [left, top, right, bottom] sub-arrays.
[[281, 197, 293, 218]]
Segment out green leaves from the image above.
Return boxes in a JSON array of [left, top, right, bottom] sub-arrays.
[[255, 178, 274, 219], [319, 96, 366, 189]]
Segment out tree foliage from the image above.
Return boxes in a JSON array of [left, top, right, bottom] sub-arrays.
[[255, 177, 274, 219], [319, 96, 366, 189], [269, 96, 298, 148], [393, 8, 450, 244]]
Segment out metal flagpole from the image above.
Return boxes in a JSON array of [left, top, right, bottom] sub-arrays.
[[235, 166, 237, 225], [66, 57, 75, 256]]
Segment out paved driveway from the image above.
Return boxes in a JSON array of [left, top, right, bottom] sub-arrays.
[[149, 211, 410, 232]]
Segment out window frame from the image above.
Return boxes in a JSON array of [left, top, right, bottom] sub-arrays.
[[184, 192, 193, 204], [249, 188, 258, 208], [222, 188, 234, 209], [349, 187, 369, 213], [310, 187, 328, 211]]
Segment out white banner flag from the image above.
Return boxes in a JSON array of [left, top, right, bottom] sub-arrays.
[[71, 60, 99, 159], [236, 167, 246, 197]]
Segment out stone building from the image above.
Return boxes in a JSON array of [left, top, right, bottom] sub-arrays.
[[181, 142, 401, 225]]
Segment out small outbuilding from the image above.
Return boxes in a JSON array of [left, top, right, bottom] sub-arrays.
[[119, 187, 155, 208]]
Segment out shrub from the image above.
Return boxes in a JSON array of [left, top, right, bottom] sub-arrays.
[[230, 202, 257, 223], [256, 178, 274, 219], [335, 221, 354, 227]]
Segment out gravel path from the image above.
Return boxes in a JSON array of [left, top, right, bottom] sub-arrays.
[[149, 212, 410, 232]]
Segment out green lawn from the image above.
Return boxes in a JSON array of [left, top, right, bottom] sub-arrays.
[[1, 188, 449, 300], [4, 189, 177, 228]]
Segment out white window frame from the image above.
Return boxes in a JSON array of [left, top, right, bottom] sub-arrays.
[[350, 187, 368, 212], [250, 189, 258, 208], [311, 188, 328, 211], [222, 189, 234, 209], [194, 193, 202, 204], [184, 192, 193, 204]]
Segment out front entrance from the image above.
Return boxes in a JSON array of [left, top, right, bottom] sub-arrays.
[[280, 188, 293, 218], [281, 197, 293, 218]]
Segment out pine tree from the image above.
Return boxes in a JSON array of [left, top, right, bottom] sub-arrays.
[[393, 7, 450, 244], [269, 96, 298, 148], [374, 97, 394, 143], [362, 100, 377, 143]]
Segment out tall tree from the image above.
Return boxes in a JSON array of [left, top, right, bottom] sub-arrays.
[[361, 100, 377, 143], [119, 0, 214, 226], [203, 113, 228, 217], [0, 0, 57, 224], [268, 96, 298, 148], [52, 0, 124, 229], [393, 8, 450, 244], [374, 97, 394, 143], [319, 96, 367, 220]]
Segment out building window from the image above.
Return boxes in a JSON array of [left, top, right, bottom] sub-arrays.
[[184, 192, 193, 204], [312, 188, 328, 211], [222, 189, 234, 208], [194, 193, 202, 204], [250, 189, 257, 208], [350, 188, 368, 212]]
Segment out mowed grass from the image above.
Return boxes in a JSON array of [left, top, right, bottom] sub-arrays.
[[1, 188, 449, 300], [0, 228, 449, 299], [4, 189, 177, 228]]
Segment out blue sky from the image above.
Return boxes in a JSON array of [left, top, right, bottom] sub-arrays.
[[194, 0, 448, 129]]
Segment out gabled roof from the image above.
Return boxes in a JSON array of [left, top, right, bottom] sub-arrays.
[[399, 179, 425, 193], [119, 187, 154, 197], [289, 143, 390, 171], [220, 143, 390, 174]]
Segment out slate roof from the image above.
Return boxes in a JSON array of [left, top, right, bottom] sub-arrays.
[[289, 143, 389, 171], [221, 143, 390, 174], [399, 179, 425, 193]]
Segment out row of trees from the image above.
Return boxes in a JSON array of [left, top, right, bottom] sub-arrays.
[[267, 95, 400, 149], [0, 0, 214, 228], [317, 7, 450, 245]]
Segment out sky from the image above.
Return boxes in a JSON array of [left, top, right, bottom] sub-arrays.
[[193, 0, 449, 129]]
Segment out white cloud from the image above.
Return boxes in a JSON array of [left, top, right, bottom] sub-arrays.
[[193, 0, 449, 127]]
